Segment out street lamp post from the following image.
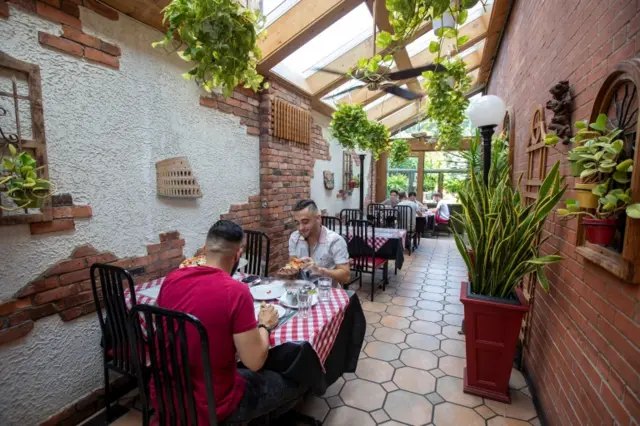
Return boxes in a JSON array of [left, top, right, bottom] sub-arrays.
[[359, 154, 366, 212], [468, 95, 506, 185]]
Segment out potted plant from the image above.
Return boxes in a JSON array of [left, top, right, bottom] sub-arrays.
[[452, 161, 566, 402], [153, 0, 268, 97], [329, 104, 392, 159], [1, 144, 54, 211]]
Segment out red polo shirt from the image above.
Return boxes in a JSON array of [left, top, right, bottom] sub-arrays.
[[154, 266, 257, 423]]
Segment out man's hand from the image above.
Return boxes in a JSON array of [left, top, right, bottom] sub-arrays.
[[258, 303, 279, 329]]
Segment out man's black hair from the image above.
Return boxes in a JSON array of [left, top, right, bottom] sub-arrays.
[[293, 199, 319, 213], [408, 191, 417, 197], [390, 189, 399, 195], [207, 220, 243, 244]]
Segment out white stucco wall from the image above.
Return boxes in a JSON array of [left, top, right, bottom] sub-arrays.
[[0, 6, 259, 425], [310, 111, 371, 216]]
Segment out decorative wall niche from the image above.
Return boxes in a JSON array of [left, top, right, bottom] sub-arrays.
[[156, 157, 202, 198]]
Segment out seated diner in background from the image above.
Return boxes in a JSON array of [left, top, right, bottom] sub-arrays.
[[156, 220, 306, 424], [382, 189, 400, 207], [289, 199, 351, 286], [408, 191, 425, 215], [432, 192, 450, 222], [397, 192, 417, 229]]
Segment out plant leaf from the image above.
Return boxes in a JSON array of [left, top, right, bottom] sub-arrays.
[[626, 203, 640, 219], [589, 113, 608, 132]]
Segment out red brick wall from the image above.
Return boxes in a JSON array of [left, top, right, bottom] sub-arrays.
[[486, 1, 640, 424]]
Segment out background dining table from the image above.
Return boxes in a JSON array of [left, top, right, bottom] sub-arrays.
[[123, 274, 366, 395], [341, 227, 407, 270]]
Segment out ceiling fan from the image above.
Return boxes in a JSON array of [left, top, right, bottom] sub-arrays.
[[312, 0, 445, 102]]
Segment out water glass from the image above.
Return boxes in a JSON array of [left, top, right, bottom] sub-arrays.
[[298, 288, 310, 318], [318, 277, 332, 303]]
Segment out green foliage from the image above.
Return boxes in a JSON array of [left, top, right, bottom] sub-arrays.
[[349, 54, 394, 81], [456, 130, 510, 186], [443, 176, 465, 197], [390, 139, 410, 165], [0, 144, 53, 211], [390, 154, 418, 169], [387, 174, 409, 193], [154, 0, 267, 97], [452, 162, 566, 297], [330, 104, 392, 159]]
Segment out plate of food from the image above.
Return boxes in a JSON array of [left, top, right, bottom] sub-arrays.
[[254, 302, 286, 320], [250, 281, 285, 300], [278, 288, 319, 309]]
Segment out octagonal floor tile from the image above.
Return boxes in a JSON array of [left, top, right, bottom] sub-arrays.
[[441, 339, 466, 358], [298, 395, 329, 422], [365, 341, 401, 361], [393, 366, 436, 394], [324, 406, 375, 426], [374, 294, 393, 303], [438, 355, 465, 378], [380, 314, 410, 329], [392, 296, 417, 307], [362, 301, 388, 313], [441, 325, 465, 341], [433, 402, 485, 426], [355, 358, 395, 383], [444, 295, 461, 304], [396, 289, 421, 298], [386, 305, 414, 317], [400, 348, 438, 370], [373, 327, 407, 344], [410, 320, 442, 335], [324, 376, 345, 397], [444, 304, 464, 315], [485, 390, 537, 421], [436, 376, 483, 407], [364, 311, 382, 324], [384, 390, 433, 425], [414, 309, 443, 322], [443, 313, 463, 326], [417, 300, 444, 311], [405, 333, 440, 351], [487, 417, 532, 426], [423, 285, 445, 294], [421, 292, 445, 302], [340, 379, 386, 411]]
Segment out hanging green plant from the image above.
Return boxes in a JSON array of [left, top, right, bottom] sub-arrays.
[[153, 0, 268, 97], [329, 104, 392, 160], [390, 138, 410, 164], [1, 144, 54, 211]]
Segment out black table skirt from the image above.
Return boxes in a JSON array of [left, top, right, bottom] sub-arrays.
[[260, 291, 365, 395]]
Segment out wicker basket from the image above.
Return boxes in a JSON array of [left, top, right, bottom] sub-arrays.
[[156, 157, 202, 198]]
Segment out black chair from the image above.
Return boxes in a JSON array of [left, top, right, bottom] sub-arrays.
[[340, 208, 362, 225], [127, 304, 218, 426], [322, 215, 342, 234], [396, 205, 418, 255], [367, 203, 395, 228], [243, 230, 270, 276], [90, 263, 147, 423], [346, 220, 389, 301]]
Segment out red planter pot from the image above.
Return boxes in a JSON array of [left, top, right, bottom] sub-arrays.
[[460, 282, 529, 403], [583, 218, 616, 245]]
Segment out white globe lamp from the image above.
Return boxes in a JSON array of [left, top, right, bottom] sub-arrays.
[[468, 95, 506, 185]]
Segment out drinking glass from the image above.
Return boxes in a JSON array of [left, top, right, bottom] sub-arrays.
[[298, 288, 310, 318], [318, 277, 332, 302]]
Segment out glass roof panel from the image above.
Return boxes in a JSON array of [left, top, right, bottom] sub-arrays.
[[321, 80, 366, 108], [274, 3, 374, 79], [262, 0, 300, 27]]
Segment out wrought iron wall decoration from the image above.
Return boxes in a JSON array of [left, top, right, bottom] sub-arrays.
[[323, 171, 334, 190], [546, 80, 573, 145]]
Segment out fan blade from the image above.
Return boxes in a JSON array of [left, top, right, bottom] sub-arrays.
[[310, 67, 349, 77], [382, 85, 420, 100], [386, 64, 447, 80], [323, 84, 366, 99]]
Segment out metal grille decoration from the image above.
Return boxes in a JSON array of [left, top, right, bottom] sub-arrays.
[[272, 98, 311, 145]]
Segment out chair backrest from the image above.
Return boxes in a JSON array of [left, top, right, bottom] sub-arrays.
[[346, 219, 376, 272], [396, 205, 414, 232], [367, 203, 394, 228], [128, 304, 217, 426], [340, 208, 362, 224], [243, 230, 270, 276], [90, 263, 139, 376], [322, 216, 343, 234]]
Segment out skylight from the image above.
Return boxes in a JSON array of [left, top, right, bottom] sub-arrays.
[[262, 0, 300, 27]]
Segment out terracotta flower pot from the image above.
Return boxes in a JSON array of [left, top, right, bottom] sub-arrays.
[[583, 218, 616, 245], [575, 183, 599, 209], [460, 282, 529, 403]]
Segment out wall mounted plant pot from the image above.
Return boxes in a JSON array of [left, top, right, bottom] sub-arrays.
[[460, 281, 529, 403], [583, 218, 616, 245], [433, 13, 455, 33], [575, 183, 599, 209]]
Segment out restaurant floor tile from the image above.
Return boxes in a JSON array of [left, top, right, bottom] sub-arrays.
[[105, 236, 542, 426]]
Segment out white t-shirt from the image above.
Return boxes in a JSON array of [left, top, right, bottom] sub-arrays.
[[397, 200, 417, 229], [436, 200, 450, 220]]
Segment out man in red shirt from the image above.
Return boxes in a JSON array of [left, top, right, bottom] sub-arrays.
[[155, 220, 306, 424]]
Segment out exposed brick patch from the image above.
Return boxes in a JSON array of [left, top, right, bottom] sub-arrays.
[[53, 206, 73, 219], [1, 232, 184, 344], [84, 47, 119, 69], [0, 321, 34, 345], [30, 219, 75, 234], [486, 0, 640, 424], [39, 31, 83, 57], [30, 192, 92, 234], [52, 193, 73, 206], [199, 88, 261, 136], [0, 0, 9, 18], [61, 24, 101, 48], [71, 205, 92, 218], [6, 0, 37, 13], [82, 0, 117, 21], [36, 1, 81, 28]]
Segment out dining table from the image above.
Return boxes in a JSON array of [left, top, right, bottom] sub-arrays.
[[123, 271, 366, 395], [341, 227, 407, 270]]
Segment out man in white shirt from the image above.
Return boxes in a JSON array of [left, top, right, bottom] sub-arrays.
[[408, 191, 424, 213], [432, 192, 450, 222]]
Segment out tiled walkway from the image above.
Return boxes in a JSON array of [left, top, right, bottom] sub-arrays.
[[108, 236, 542, 426]]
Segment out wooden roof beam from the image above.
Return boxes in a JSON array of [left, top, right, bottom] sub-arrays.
[[477, 0, 511, 85], [257, 0, 363, 73]]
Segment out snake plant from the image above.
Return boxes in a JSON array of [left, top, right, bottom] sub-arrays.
[[452, 161, 566, 298]]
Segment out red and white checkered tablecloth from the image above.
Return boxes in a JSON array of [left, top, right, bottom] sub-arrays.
[[343, 228, 406, 251], [123, 276, 350, 367]]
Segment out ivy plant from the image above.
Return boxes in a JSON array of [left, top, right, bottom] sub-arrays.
[[0, 144, 53, 211], [391, 138, 410, 164], [154, 0, 268, 97], [329, 104, 392, 160]]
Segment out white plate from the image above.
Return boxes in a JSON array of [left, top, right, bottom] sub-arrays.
[[137, 286, 161, 299], [278, 293, 319, 309], [250, 282, 285, 300], [254, 303, 286, 320]]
